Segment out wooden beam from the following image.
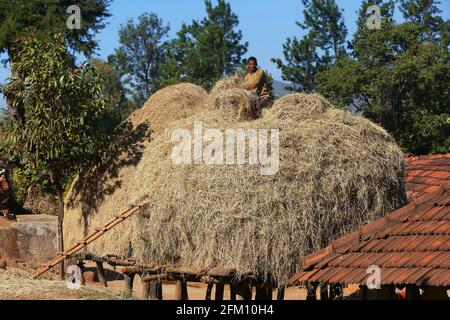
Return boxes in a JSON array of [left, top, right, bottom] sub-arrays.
[[215, 284, 225, 300], [95, 261, 107, 287]]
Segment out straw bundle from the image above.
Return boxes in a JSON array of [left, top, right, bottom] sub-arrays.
[[64, 81, 406, 285]]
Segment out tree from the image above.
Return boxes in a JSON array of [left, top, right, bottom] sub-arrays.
[[164, 0, 248, 89], [91, 58, 133, 120], [316, 0, 449, 154], [108, 13, 170, 107], [1, 34, 110, 279], [400, 0, 448, 43], [298, 0, 348, 59], [272, 0, 347, 92], [0, 0, 111, 119]]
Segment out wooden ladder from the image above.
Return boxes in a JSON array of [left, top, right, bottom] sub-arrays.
[[32, 200, 149, 279]]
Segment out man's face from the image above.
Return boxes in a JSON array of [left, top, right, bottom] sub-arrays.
[[248, 60, 257, 73]]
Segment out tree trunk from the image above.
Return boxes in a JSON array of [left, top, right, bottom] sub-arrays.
[[57, 189, 65, 281]]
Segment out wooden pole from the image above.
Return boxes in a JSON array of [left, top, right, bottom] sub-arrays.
[[124, 273, 135, 296], [236, 280, 252, 300], [142, 279, 151, 300], [95, 261, 108, 287], [255, 284, 272, 300], [329, 283, 342, 300], [229, 284, 237, 301], [320, 284, 329, 300], [205, 283, 213, 301], [406, 285, 421, 300], [306, 283, 317, 300], [175, 278, 189, 300], [215, 284, 225, 300], [277, 286, 285, 301], [149, 280, 163, 300]]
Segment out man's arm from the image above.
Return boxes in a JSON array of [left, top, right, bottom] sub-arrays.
[[241, 70, 264, 90]]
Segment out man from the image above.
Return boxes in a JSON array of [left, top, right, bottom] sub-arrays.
[[0, 167, 15, 221], [239, 56, 273, 109]]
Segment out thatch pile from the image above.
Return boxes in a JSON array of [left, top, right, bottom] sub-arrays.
[[64, 80, 407, 285]]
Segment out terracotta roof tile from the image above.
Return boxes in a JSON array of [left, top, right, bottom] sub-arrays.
[[287, 154, 450, 287]]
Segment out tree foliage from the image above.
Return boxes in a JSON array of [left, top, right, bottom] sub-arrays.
[[1, 34, 113, 277], [317, 0, 449, 154], [108, 13, 170, 107], [0, 0, 111, 59], [272, 0, 347, 91], [163, 0, 248, 89]]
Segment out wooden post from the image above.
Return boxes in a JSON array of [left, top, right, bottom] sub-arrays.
[[320, 284, 329, 300], [405, 285, 421, 300], [149, 280, 163, 300], [255, 284, 272, 300], [306, 283, 317, 300], [360, 285, 368, 300], [277, 286, 285, 300], [124, 273, 135, 296], [205, 283, 213, 300], [236, 280, 252, 300], [329, 283, 343, 300], [95, 261, 107, 287], [142, 279, 151, 299], [175, 278, 189, 300], [229, 284, 237, 301], [215, 283, 225, 300]]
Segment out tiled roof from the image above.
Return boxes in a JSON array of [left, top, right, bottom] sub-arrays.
[[405, 154, 450, 199], [287, 154, 450, 287]]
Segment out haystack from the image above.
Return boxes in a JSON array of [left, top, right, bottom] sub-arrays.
[[64, 80, 407, 285]]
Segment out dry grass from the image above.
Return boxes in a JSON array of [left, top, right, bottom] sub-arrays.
[[208, 74, 260, 121], [64, 81, 407, 286], [0, 270, 125, 300]]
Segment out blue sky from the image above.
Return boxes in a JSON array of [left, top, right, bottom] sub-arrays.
[[1, 0, 449, 108]]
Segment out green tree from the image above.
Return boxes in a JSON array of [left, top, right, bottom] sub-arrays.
[[164, 0, 248, 89], [400, 0, 449, 43], [0, 0, 111, 119], [272, 0, 347, 92], [91, 58, 133, 120], [108, 13, 170, 107], [317, 0, 449, 154], [1, 34, 110, 279]]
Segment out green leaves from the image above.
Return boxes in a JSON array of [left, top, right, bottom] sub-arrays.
[[1, 33, 111, 191], [316, 0, 449, 154]]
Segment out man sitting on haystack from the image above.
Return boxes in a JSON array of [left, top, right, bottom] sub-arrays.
[[238, 56, 273, 110]]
